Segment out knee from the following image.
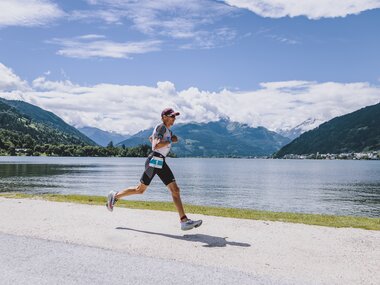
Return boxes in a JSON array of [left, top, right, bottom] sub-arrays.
[[136, 184, 147, 194]]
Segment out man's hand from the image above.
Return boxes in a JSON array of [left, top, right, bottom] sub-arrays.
[[171, 135, 178, 143]]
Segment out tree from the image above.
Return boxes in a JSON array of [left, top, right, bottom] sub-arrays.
[[9, 146, 16, 156]]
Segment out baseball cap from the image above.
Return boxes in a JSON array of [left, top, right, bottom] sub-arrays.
[[161, 108, 180, 117]]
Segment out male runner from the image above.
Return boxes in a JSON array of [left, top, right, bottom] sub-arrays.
[[106, 108, 202, 231]]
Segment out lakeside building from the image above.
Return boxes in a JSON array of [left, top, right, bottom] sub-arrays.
[[282, 151, 380, 160]]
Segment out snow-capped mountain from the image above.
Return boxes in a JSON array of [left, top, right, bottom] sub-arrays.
[[278, 118, 324, 140]]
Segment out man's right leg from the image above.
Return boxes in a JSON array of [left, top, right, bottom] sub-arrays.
[[106, 183, 148, 212], [115, 183, 148, 199], [107, 155, 155, 212]]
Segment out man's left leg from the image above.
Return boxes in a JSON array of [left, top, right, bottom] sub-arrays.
[[159, 162, 202, 230], [166, 181, 202, 231], [166, 182, 186, 219]]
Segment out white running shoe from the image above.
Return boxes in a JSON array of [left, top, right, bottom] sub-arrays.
[[106, 191, 117, 212], [181, 219, 202, 231]]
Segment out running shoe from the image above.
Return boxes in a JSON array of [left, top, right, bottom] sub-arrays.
[[106, 191, 117, 212], [181, 219, 202, 231]]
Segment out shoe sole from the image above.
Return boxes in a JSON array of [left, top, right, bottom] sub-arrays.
[[106, 202, 113, 212], [106, 192, 114, 212]]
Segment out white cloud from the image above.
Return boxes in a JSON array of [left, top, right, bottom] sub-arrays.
[[32, 76, 79, 92], [0, 0, 64, 27], [70, 9, 124, 25], [82, 0, 233, 31], [72, 0, 237, 48], [0, 63, 29, 91], [223, 0, 380, 19], [266, 34, 300, 45], [48, 35, 162, 59], [1, 62, 380, 135], [180, 28, 238, 49]]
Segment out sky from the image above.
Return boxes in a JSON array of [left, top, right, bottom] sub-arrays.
[[0, 0, 380, 135]]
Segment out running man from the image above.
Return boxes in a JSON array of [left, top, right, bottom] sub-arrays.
[[106, 108, 202, 231]]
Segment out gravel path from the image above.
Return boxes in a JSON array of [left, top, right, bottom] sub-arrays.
[[1, 197, 379, 284]]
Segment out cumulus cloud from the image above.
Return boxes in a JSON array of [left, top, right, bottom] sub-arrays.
[[0, 0, 64, 27], [1, 63, 379, 135], [47, 35, 162, 59], [223, 0, 380, 19]]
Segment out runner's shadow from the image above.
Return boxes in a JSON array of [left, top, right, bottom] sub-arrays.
[[116, 227, 251, 248]]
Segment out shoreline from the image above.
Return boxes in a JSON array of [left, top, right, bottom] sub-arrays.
[[1, 154, 380, 160], [1, 193, 379, 230]]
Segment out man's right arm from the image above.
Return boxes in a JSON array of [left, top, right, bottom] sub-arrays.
[[153, 140, 171, 150]]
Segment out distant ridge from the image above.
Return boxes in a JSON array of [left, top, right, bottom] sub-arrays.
[[78, 126, 130, 147], [118, 119, 290, 157], [275, 102, 380, 157]]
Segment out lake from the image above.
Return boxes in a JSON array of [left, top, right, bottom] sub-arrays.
[[1, 156, 379, 218]]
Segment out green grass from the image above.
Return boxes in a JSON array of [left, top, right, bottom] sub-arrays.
[[1, 193, 379, 230]]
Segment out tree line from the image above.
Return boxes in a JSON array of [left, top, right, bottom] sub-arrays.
[[0, 141, 153, 157]]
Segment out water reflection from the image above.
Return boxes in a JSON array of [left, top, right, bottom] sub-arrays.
[[0, 164, 92, 177], [0, 164, 97, 194]]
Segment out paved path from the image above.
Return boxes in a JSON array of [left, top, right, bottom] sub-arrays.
[[0, 233, 263, 285], [1, 197, 379, 284]]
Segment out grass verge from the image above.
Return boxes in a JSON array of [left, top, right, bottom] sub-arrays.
[[1, 193, 379, 230]]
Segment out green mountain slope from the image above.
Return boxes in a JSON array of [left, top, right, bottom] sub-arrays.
[[275, 102, 380, 157], [1, 98, 95, 145], [118, 119, 290, 157], [0, 98, 96, 150]]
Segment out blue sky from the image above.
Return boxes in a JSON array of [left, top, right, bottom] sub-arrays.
[[1, 0, 380, 135]]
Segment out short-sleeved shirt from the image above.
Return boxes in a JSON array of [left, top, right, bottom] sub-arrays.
[[151, 123, 173, 157]]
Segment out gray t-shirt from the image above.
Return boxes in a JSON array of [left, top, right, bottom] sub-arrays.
[[151, 123, 173, 157]]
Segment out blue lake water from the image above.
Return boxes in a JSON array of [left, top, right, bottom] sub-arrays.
[[0, 156, 379, 218]]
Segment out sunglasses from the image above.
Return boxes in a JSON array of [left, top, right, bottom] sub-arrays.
[[165, 115, 176, 118]]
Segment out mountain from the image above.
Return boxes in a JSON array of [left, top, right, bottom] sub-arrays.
[[275, 102, 380, 157], [0, 98, 96, 147], [117, 128, 152, 147], [118, 119, 291, 157], [278, 118, 324, 140], [78, 126, 130, 147]]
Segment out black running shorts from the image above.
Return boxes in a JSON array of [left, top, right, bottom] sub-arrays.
[[140, 152, 176, 186]]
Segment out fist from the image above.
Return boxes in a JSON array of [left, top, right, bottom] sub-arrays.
[[171, 135, 178, 143]]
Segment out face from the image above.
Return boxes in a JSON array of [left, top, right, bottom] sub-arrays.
[[162, 114, 176, 126]]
